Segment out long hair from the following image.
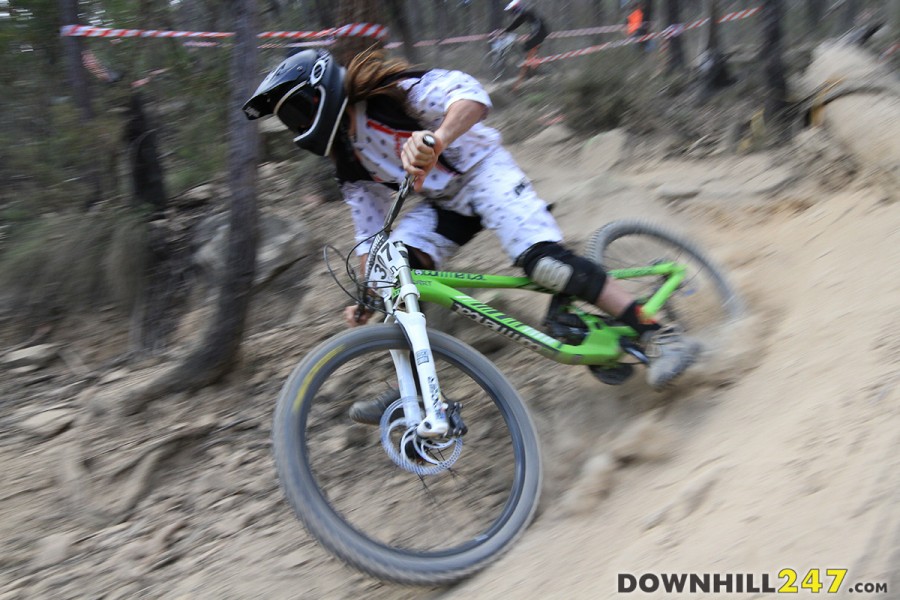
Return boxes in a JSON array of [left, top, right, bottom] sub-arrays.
[[345, 48, 414, 105]]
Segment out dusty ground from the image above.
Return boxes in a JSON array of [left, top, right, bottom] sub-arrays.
[[1, 83, 898, 599]]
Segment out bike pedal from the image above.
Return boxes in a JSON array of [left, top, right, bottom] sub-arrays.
[[621, 339, 650, 365], [588, 363, 635, 385]]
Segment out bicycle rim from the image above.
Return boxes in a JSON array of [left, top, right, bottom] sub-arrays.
[[587, 220, 744, 342], [273, 325, 541, 584]]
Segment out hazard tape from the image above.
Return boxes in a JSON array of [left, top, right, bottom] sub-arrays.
[[60, 22, 388, 41], [881, 43, 899, 60], [61, 22, 624, 49], [530, 6, 761, 65]]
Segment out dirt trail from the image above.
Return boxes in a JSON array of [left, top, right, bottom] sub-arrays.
[[1, 123, 898, 599], [440, 140, 900, 599]]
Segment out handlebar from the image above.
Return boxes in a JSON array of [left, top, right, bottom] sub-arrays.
[[355, 133, 436, 323], [383, 133, 436, 233]]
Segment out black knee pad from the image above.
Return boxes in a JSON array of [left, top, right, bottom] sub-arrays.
[[517, 242, 607, 303]]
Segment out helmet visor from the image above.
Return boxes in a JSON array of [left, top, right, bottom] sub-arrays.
[[275, 86, 321, 136]]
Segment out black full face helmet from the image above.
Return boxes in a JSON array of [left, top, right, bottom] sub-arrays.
[[243, 49, 347, 157]]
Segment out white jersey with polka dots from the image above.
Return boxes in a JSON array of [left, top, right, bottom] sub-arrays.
[[341, 69, 562, 267], [349, 69, 500, 196]]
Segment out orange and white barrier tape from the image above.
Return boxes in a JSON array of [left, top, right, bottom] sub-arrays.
[[881, 43, 899, 61], [529, 6, 761, 65], [60, 22, 388, 41], [62, 22, 624, 50]]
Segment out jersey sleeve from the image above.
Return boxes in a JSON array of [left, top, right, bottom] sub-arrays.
[[404, 70, 492, 129], [340, 181, 395, 255]]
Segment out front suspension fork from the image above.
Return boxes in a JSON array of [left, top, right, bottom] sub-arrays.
[[387, 257, 449, 438]]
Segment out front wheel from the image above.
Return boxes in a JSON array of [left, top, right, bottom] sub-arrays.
[[273, 324, 542, 585], [585, 219, 745, 347]]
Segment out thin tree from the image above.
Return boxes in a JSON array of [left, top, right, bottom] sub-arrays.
[[664, 0, 685, 72], [59, 0, 102, 207], [699, 0, 734, 95], [805, 0, 825, 38], [839, 0, 859, 32], [334, 0, 383, 64], [433, 0, 454, 40], [489, 0, 504, 31], [385, 0, 420, 64], [125, 0, 260, 413], [593, 0, 605, 24], [760, 0, 787, 126]]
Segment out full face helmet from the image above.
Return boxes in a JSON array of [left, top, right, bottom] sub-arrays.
[[242, 49, 347, 157]]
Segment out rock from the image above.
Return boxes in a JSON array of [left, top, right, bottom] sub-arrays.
[[238, 499, 273, 528], [148, 520, 188, 556], [31, 532, 75, 571], [3, 344, 58, 369], [98, 369, 130, 385], [280, 548, 311, 569], [656, 184, 701, 201], [581, 129, 628, 173], [194, 212, 310, 289], [741, 165, 796, 196], [177, 183, 216, 207], [526, 124, 574, 147], [19, 409, 74, 439]]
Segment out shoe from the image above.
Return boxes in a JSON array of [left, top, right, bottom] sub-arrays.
[[641, 325, 701, 389], [348, 387, 401, 426]]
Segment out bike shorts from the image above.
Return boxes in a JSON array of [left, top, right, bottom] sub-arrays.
[[390, 147, 562, 269]]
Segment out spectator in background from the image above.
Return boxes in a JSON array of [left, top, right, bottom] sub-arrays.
[[626, 2, 644, 37]]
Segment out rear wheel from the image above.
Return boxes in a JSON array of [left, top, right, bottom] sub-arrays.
[[273, 324, 542, 585], [586, 219, 745, 348]]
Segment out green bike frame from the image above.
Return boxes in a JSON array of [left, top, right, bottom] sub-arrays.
[[408, 263, 686, 368]]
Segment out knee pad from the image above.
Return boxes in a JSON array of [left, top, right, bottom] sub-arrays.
[[517, 242, 607, 303]]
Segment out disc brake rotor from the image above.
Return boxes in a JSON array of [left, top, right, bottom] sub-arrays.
[[379, 400, 463, 476]]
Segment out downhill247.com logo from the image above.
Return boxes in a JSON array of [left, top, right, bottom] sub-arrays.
[[618, 569, 888, 594]]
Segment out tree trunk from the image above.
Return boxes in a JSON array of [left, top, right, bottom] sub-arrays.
[[334, 0, 383, 65], [665, 0, 685, 72], [124, 0, 260, 413], [699, 0, 734, 94], [805, 0, 824, 38], [593, 0, 605, 24], [407, 0, 425, 40], [433, 0, 454, 40], [638, 0, 654, 52], [59, 0, 102, 208], [840, 0, 859, 32], [760, 0, 787, 125], [489, 0, 504, 32], [385, 0, 420, 64], [312, 0, 336, 28], [125, 92, 167, 214], [705, 0, 719, 52]]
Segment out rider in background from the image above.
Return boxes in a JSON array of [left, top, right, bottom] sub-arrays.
[[626, 2, 644, 38], [242, 48, 699, 420], [501, 0, 549, 92]]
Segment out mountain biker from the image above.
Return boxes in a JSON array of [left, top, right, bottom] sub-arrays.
[[500, 0, 549, 91], [242, 48, 699, 421]]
